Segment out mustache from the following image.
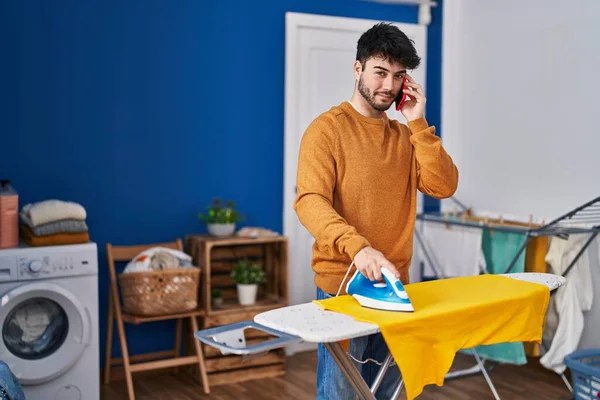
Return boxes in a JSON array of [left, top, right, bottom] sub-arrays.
[[374, 91, 396, 98]]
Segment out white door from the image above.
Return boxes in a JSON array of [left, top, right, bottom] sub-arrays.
[[0, 282, 91, 384], [283, 13, 428, 311]]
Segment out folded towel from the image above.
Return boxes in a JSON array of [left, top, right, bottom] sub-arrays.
[[20, 213, 88, 236], [21, 200, 86, 227], [21, 224, 89, 247]]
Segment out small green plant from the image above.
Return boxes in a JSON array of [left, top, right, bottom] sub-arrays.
[[231, 259, 266, 285], [197, 197, 243, 224], [211, 288, 221, 299]]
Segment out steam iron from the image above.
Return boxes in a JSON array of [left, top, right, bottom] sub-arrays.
[[346, 267, 414, 312]]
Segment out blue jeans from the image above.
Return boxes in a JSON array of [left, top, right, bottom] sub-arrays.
[[316, 288, 401, 399], [0, 361, 25, 400]]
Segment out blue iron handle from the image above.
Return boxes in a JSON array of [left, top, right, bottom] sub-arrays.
[[381, 267, 409, 299], [194, 320, 301, 356]]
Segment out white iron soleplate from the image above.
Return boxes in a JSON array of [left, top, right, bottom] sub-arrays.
[[352, 294, 414, 312]]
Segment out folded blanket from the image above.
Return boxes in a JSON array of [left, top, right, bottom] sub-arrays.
[[315, 274, 550, 400], [21, 200, 86, 227], [20, 213, 88, 236], [21, 224, 89, 247]]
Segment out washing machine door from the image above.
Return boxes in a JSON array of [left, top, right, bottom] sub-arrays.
[[0, 282, 91, 385]]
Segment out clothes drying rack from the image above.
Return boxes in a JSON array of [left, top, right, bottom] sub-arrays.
[[414, 195, 600, 396]]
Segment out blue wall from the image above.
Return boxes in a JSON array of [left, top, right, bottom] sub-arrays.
[[0, 0, 443, 368]]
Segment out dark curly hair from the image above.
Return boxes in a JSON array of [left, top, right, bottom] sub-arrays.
[[356, 22, 421, 70]]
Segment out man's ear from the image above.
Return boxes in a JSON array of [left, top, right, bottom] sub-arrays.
[[353, 60, 362, 80]]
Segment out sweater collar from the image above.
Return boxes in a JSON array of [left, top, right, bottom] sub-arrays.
[[341, 101, 388, 126]]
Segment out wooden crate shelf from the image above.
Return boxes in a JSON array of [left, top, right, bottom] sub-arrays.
[[202, 302, 286, 329], [186, 234, 289, 385], [206, 298, 287, 316]]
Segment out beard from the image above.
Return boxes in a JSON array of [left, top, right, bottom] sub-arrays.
[[358, 76, 396, 112]]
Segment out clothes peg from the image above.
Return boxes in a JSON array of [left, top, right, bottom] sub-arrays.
[[484, 217, 494, 237], [484, 217, 490, 226], [529, 214, 533, 227], [499, 215, 504, 225]]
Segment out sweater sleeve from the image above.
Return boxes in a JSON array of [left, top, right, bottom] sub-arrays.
[[293, 119, 371, 260], [408, 117, 459, 199]]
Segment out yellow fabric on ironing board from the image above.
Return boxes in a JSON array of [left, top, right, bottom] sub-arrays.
[[314, 274, 550, 400]]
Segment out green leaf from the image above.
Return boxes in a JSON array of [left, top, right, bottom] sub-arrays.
[[230, 258, 266, 285], [197, 197, 244, 224]]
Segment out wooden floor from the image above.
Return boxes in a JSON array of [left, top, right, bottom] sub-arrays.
[[101, 351, 574, 399]]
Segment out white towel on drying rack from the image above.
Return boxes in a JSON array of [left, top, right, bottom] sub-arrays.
[[540, 233, 597, 374], [414, 220, 487, 279]]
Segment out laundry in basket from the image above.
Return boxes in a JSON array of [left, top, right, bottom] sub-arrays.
[[118, 247, 200, 316]]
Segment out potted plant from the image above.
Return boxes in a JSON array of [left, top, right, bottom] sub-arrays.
[[211, 288, 223, 309], [230, 258, 266, 305], [197, 197, 243, 237]]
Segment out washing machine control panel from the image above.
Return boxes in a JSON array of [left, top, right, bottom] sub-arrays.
[[0, 243, 97, 281], [17, 252, 96, 280]]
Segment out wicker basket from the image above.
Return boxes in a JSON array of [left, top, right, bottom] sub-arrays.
[[118, 267, 200, 316]]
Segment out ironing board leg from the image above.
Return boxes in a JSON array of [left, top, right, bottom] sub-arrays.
[[324, 345, 495, 400], [471, 349, 501, 400], [324, 342, 376, 400], [370, 352, 393, 394], [391, 378, 404, 400], [370, 353, 404, 400]]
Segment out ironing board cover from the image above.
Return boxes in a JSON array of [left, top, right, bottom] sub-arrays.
[[314, 274, 550, 400]]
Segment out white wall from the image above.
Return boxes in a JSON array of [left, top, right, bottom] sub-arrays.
[[441, 0, 600, 351], [441, 0, 600, 221]]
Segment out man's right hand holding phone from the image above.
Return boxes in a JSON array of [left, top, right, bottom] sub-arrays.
[[354, 246, 400, 281]]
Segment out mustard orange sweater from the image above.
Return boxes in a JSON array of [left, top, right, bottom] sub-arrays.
[[294, 101, 459, 295]]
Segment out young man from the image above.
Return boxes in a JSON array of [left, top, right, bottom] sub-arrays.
[[293, 22, 459, 399]]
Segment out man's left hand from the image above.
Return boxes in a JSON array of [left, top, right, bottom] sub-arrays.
[[400, 74, 426, 121]]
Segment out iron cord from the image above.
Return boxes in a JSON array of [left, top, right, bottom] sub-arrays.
[[334, 260, 396, 366], [335, 261, 356, 297]]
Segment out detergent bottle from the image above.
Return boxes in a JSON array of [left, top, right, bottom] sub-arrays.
[[0, 180, 19, 249]]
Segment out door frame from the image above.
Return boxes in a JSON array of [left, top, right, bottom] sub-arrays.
[[283, 12, 427, 286]]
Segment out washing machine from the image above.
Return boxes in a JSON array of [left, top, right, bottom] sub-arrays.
[[0, 242, 99, 400]]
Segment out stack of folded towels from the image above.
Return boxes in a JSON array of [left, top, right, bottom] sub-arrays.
[[20, 199, 89, 246]]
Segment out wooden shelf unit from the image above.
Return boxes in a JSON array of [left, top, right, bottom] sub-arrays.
[[186, 234, 289, 386]]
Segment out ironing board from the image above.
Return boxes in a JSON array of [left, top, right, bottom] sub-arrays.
[[195, 273, 566, 400]]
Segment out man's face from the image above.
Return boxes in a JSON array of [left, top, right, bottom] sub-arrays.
[[355, 56, 407, 112]]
